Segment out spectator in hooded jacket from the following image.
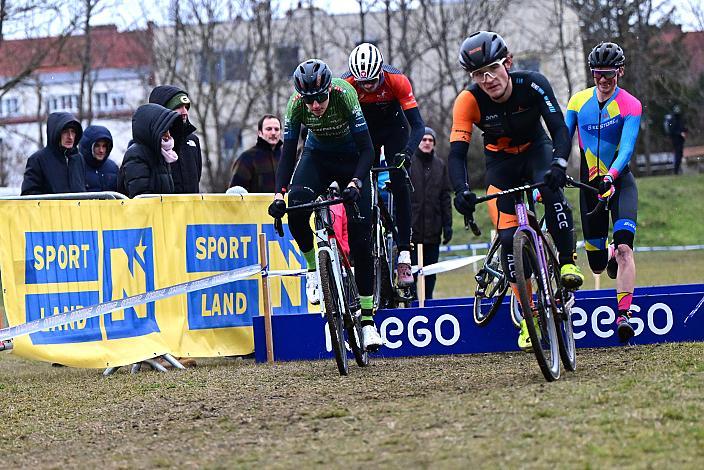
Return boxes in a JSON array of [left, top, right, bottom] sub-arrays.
[[409, 127, 452, 299], [148, 85, 202, 193], [229, 114, 282, 192], [80, 125, 118, 192], [118, 103, 184, 198], [21, 112, 86, 195]]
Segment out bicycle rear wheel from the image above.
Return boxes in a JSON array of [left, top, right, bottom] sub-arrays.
[[319, 250, 348, 376], [473, 238, 509, 326], [514, 231, 560, 382], [373, 254, 396, 310], [341, 262, 368, 367]]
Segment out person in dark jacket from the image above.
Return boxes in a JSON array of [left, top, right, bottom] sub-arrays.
[[669, 105, 687, 175], [409, 127, 453, 299], [80, 125, 119, 192], [229, 114, 282, 192], [119, 103, 184, 198], [148, 85, 202, 193], [21, 112, 86, 195]]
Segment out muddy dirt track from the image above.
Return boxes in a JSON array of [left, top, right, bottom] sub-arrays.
[[1, 343, 703, 468]]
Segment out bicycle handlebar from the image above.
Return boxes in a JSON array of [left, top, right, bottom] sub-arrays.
[[370, 165, 414, 192], [285, 197, 346, 213], [272, 198, 361, 238], [463, 176, 601, 237]]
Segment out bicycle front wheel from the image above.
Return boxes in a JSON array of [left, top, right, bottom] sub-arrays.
[[319, 250, 349, 376], [341, 261, 368, 367], [473, 238, 509, 326], [514, 231, 560, 382], [544, 241, 577, 371]]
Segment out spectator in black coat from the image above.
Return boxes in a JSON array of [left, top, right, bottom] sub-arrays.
[[148, 85, 202, 193], [229, 114, 282, 193], [409, 127, 453, 299], [669, 105, 687, 175], [118, 103, 184, 198], [80, 125, 119, 192], [21, 112, 86, 195]]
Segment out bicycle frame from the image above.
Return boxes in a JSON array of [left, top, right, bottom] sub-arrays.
[[513, 192, 556, 315], [370, 168, 397, 282], [312, 203, 354, 317]]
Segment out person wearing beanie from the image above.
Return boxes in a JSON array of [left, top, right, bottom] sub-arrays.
[[148, 85, 202, 193], [80, 125, 119, 192], [408, 127, 452, 299], [21, 112, 86, 195]]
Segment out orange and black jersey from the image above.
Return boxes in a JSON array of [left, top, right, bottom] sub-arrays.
[[448, 71, 570, 192]]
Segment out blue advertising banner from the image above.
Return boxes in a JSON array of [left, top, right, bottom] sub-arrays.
[[253, 284, 704, 362]]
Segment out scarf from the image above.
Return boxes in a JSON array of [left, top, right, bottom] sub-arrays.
[[161, 137, 178, 163]]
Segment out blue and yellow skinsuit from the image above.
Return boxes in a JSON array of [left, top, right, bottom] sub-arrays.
[[565, 85, 642, 272]]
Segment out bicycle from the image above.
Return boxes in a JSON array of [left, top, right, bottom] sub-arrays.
[[471, 230, 522, 328], [369, 165, 414, 309], [467, 176, 596, 381], [274, 183, 368, 376]]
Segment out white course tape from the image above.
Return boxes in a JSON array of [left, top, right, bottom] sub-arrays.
[[267, 268, 308, 277], [684, 294, 704, 325], [0, 264, 262, 342], [443, 241, 704, 253], [413, 255, 486, 276]]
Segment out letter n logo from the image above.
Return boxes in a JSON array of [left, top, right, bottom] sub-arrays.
[[102, 228, 159, 340]]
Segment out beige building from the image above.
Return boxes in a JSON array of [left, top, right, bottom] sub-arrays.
[[0, 1, 585, 192], [153, 0, 585, 190]]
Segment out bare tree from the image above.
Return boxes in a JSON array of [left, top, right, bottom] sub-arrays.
[[152, 0, 299, 191], [0, 1, 79, 97]]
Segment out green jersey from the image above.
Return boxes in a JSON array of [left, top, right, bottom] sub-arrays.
[[283, 78, 368, 153]]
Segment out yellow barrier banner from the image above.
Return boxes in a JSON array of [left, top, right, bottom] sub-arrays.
[[0, 195, 309, 368]]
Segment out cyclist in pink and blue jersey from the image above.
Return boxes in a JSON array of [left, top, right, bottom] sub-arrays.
[[565, 42, 642, 342]]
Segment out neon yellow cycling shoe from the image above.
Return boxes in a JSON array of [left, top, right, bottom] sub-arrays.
[[518, 316, 540, 352], [560, 263, 584, 289]]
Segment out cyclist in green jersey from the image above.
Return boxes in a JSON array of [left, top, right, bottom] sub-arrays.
[[268, 59, 383, 351]]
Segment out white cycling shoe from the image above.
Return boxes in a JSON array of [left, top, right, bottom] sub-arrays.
[[362, 324, 383, 352], [305, 270, 320, 305]]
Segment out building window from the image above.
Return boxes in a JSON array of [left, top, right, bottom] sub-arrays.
[[94, 91, 127, 112], [0, 97, 20, 117], [94, 92, 109, 110], [276, 46, 299, 79], [516, 57, 541, 72], [199, 49, 249, 83], [46, 94, 79, 112]]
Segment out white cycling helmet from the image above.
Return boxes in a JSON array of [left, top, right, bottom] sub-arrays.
[[348, 43, 384, 81]]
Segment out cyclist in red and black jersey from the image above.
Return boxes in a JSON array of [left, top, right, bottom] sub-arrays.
[[448, 31, 583, 351], [343, 43, 426, 287]]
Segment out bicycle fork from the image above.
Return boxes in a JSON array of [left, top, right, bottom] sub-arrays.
[[516, 206, 555, 316]]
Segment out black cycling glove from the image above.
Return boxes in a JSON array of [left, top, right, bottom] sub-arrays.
[[268, 199, 286, 219], [453, 191, 477, 217]]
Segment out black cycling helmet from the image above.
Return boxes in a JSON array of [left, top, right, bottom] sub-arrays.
[[292, 59, 332, 95], [588, 42, 625, 68], [458, 31, 509, 72]]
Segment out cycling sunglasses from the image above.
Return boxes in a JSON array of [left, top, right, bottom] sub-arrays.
[[301, 92, 329, 104], [356, 77, 379, 85], [592, 69, 618, 80], [470, 57, 507, 82]]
